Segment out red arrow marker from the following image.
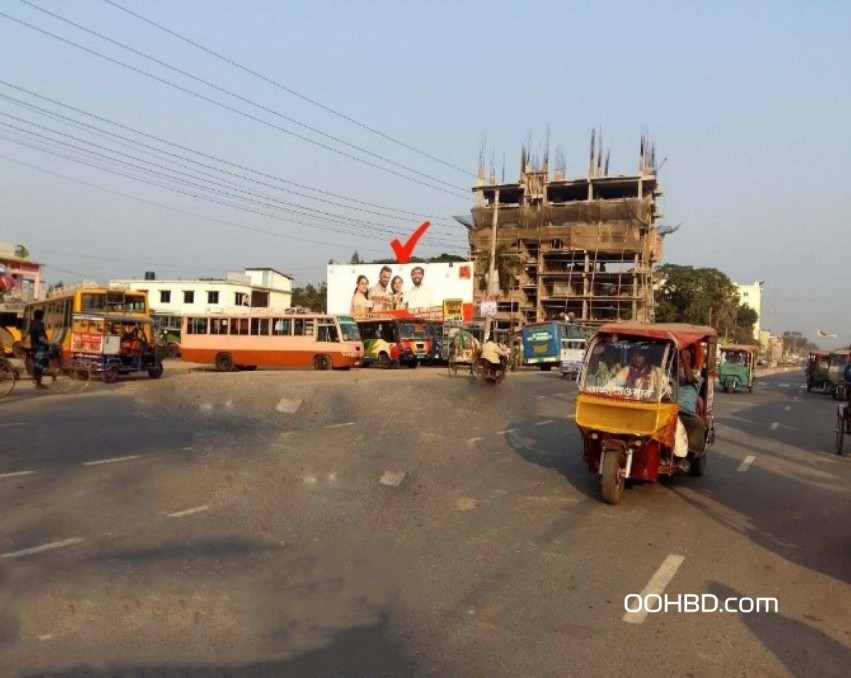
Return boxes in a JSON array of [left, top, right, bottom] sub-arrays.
[[390, 220, 431, 264]]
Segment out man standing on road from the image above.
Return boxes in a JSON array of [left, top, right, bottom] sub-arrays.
[[29, 308, 52, 390], [843, 351, 851, 406]]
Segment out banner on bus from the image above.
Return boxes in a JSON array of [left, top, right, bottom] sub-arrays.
[[326, 262, 475, 321]]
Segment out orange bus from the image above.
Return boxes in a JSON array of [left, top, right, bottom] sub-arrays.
[[180, 311, 363, 371]]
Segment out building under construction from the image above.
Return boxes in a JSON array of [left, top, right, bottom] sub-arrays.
[[467, 133, 665, 335]]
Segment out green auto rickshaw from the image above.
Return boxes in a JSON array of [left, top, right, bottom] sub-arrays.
[[805, 350, 830, 392], [718, 344, 758, 393], [826, 350, 850, 400]]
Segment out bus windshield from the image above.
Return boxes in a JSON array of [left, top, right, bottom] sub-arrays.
[[338, 319, 361, 342]]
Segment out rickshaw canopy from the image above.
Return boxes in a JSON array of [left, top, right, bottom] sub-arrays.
[[595, 322, 717, 349], [721, 344, 759, 354]]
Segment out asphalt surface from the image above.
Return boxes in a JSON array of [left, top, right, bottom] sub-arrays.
[[0, 364, 849, 676]]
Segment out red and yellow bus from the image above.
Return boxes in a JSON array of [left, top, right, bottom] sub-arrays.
[[23, 285, 149, 351], [180, 311, 363, 371]]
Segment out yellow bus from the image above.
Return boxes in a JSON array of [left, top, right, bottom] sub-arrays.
[[23, 285, 149, 351], [181, 310, 363, 371]]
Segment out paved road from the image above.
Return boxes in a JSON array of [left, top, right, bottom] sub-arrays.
[[0, 366, 848, 676]]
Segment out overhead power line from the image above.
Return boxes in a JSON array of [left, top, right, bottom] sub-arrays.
[[6, 3, 470, 199], [101, 0, 472, 178], [0, 7, 467, 199], [0, 80, 462, 229]]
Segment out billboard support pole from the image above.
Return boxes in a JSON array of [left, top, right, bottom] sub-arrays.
[[485, 190, 499, 339]]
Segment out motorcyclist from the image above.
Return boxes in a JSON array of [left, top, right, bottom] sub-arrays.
[[29, 308, 54, 390], [481, 335, 510, 374]]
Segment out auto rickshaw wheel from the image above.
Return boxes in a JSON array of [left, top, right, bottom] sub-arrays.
[[148, 363, 163, 379], [215, 353, 234, 372], [600, 450, 625, 505], [690, 451, 707, 477], [102, 366, 119, 384], [725, 378, 735, 394]]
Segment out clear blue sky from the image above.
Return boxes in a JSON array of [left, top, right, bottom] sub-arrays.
[[1, 1, 849, 345]]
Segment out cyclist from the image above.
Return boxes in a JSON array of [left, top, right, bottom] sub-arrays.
[[29, 308, 53, 390]]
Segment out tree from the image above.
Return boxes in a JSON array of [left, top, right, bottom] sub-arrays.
[[349, 251, 362, 264], [655, 264, 756, 342], [475, 243, 521, 296], [14, 244, 29, 259], [291, 282, 327, 311]]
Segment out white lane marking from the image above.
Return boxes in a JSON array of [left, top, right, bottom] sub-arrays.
[[1, 538, 84, 559], [792, 396, 799, 401], [495, 428, 519, 435], [738, 455, 756, 472], [181, 446, 194, 451], [554, 393, 566, 397], [623, 554, 685, 624], [534, 420, 555, 426], [166, 505, 209, 518], [565, 414, 576, 419], [82, 455, 139, 466], [0, 422, 29, 428], [467, 437, 484, 445], [784, 406, 791, 411], [778, 383, 790, 388], [770, 422, 779, 431], [324, 422, 355, 429], [537, 395, 547, 399], [0, 470, 35, 479]]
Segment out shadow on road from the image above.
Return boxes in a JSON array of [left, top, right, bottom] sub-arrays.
[[21, 614, 419, 678]]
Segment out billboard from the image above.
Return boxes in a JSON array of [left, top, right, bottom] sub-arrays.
[[327, 262, 475, 320]]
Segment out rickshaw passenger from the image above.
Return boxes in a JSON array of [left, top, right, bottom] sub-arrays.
[[678, 348, 707, 453], [595, 347, 622, 386], [605, 347, 665, 396]]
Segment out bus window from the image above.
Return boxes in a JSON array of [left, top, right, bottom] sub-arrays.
[[294, 319, 315, 336], [251, 318, 270, 336], [229, 318, 249, 335], [210, 318, 229, 335], [187, 317, 208, 334], [317, 321, 339, 342], [273, 318, 291, 335]]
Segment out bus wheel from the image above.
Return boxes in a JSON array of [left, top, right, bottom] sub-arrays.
[[215, 353, 234, 372], [377, 352, 391, 369], [313, 355, 332, 371], [540, 364, 553, 371]]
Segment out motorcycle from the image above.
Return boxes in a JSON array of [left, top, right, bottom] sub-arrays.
[[475, 355, 508, 384]]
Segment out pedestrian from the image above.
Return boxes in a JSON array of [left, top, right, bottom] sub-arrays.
[[29, 308, 52, 390]]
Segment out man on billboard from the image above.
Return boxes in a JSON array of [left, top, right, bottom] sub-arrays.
[[406, 266, 434, 310], [369, 265, 394, 312]]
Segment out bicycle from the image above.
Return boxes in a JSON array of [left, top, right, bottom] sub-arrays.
[[0, 356, 18, 399], [27, 346, 91, 394]]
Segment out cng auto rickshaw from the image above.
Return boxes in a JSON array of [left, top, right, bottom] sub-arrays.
[[805, 350, 830, 392], [718, 344, 758, 393], [826, 350, 850, 400], [66, 313, 164, 383], [575, 323, 717, 505]]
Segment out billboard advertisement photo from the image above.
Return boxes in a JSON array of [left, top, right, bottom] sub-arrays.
[[327, 262, 475, 320]]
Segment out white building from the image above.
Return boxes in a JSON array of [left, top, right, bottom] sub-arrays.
[[110, 268, 293, 316], [734, 280, 764, 340]]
